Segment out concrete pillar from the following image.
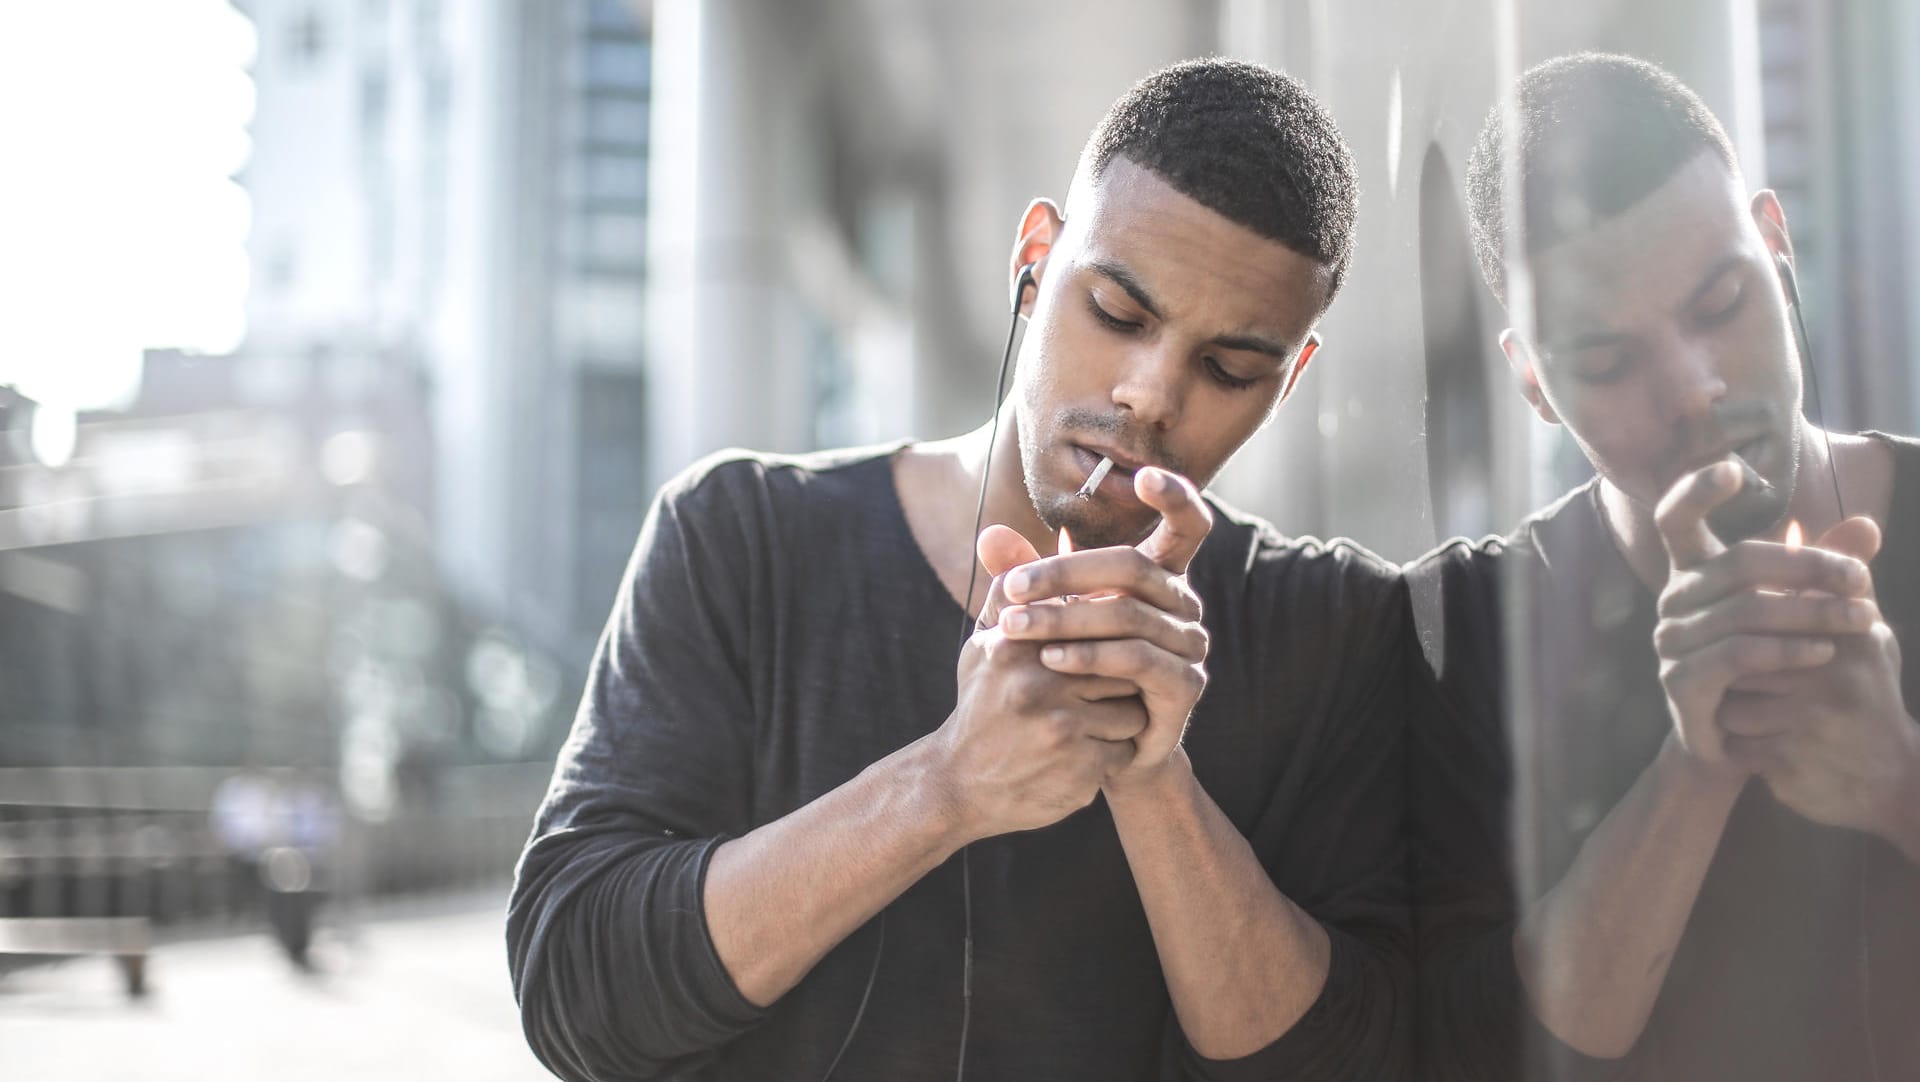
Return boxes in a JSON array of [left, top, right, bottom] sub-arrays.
[[645, 0, 818, 491]]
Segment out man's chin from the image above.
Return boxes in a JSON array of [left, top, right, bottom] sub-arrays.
[[1035, 491, 1156, 550]]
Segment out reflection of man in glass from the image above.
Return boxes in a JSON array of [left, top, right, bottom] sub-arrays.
[[509, 60, 1411, 1082], [1410, 54, 1920, 1080]]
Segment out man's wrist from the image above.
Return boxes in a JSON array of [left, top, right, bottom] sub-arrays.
[[1656, 730, 1750, 795], [888, 734, 983, 854], [1104, 746, 1195, 808]]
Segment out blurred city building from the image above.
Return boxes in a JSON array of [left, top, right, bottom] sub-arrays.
[[240, 0, 654, 662]]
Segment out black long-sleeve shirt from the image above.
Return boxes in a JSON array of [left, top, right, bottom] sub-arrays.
[[507, 445, 1412, 1081], [1406, 433, 1920, 1081]]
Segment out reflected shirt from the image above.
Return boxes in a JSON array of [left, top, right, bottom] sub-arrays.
[[1407, 432, 1920, 1081]]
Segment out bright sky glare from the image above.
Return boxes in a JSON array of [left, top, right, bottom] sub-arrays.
[[0, 0, 256, 412]]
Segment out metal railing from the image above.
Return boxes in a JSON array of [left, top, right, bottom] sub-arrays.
[[0, 762, 551, 995]]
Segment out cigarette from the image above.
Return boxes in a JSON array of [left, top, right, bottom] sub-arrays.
[[1075, 456, 1114, 500], [1729, 451, 1773, 496]]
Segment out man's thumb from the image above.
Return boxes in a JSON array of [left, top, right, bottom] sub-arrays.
[[976, 523, 1042, 578], [1814, 514, 1882, 564]]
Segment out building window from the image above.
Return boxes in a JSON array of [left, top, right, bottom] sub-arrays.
[[572, 369, 648, 626], [287, 10, 328, 68], [583, 39, 650, 93]]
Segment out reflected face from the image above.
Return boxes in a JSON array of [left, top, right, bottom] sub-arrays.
[[1014, 157, 1332, 547], [1523, 153, 1803, 540]]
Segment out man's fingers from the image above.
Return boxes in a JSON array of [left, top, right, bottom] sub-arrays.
[[1092, 736, 1140, 779], [1003, 547, 1199, 617], [1134, 467, 1214, 574], [1726, 668, 1815, 697], [1067, 674, 1142, 702], [1000, 595, 1209, 662], [973, 573, 1013, 631], [1654, 592, 1878, 657], [1071, 696, 1150, 742], [1038, 638, 1205, 702], [1655, 460, 1742, 570], [1664, 632, 1834, 765], [1660, 543, 1873, 616], [1721, 732, 1792, 775], [1039, 640, 1200, 775], [1665, 633, 1836, 695], [1814, 515, 1883, 569], [973, 524, 1045, 629], [1717, 692, 1804, 739], [977, 523, 1043, 578]]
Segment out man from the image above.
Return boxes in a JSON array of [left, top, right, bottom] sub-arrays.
[[509, 59, 1410, 1082], [1410, 53, 1920, 1080]]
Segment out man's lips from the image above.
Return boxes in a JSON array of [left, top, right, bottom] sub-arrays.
[[1678, 433, 1770, 479], [1070, 443, 1145, 500], [1073, 442, 1151, 475]]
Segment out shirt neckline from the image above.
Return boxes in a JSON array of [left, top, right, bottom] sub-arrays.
[[870, 443, 975, 627]]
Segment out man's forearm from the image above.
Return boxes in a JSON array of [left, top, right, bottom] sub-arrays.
[[704, 735, 970, 1006], [1104, 749, 1332, 1060], [1515, 735, 1747, 1059]]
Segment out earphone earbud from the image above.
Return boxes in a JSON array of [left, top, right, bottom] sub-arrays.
[[1775, 251, 1803, 310], [1010, 262, 1037, 315]]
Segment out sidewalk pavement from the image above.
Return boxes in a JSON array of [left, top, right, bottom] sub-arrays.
[[0, 886, 554, 1082]]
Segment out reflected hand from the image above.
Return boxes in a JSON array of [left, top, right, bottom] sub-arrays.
[[1652, 460, 1869, 772], [1716, 518, 1920, 846]]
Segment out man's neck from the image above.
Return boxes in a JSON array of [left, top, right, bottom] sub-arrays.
[[892, 410, 1060, 616], [1603, 418, 1877, 592]]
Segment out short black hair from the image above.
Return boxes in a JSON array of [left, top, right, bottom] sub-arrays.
[[1084, 58, 1359, 296], [1466, 52, 1739, 305]]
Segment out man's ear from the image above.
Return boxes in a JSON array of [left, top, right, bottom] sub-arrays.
[[1277, 332, 1320, 405], [1010, 198, 1064, 318], [1500, 328, 1561, 425], [1751, 189, 1796, 270]]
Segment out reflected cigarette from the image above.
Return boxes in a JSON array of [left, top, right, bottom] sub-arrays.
[[1730, 452, 1770, 495], [1076, 456, 1114, 500]]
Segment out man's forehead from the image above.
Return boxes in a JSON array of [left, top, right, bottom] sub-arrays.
[[1060, 157, 1332, 333], [1528, 153, 1754, 338]]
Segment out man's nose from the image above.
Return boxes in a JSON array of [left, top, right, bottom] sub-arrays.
[[1655, 338, 1729, 425], [1110, 345, 1186, 430]]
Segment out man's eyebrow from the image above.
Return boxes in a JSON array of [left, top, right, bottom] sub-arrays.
[[1541, 254, 1750, 355], [1088, 257, 1293, 360], [1088, 258, 1163, 321], [1209, 332, 1294, 361], [1683, 254, 1747, 310]]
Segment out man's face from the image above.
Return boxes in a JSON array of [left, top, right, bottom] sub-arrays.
[[1521, 152, 1803, 540], [1013, 157, 1332, 548]]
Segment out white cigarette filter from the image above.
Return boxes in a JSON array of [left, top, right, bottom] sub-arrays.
[[1076, 456, 1115, 500]]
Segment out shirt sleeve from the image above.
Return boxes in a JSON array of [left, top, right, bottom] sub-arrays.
[[506, 460, 770, 1082], [1175, 549, 1414, 1081]]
